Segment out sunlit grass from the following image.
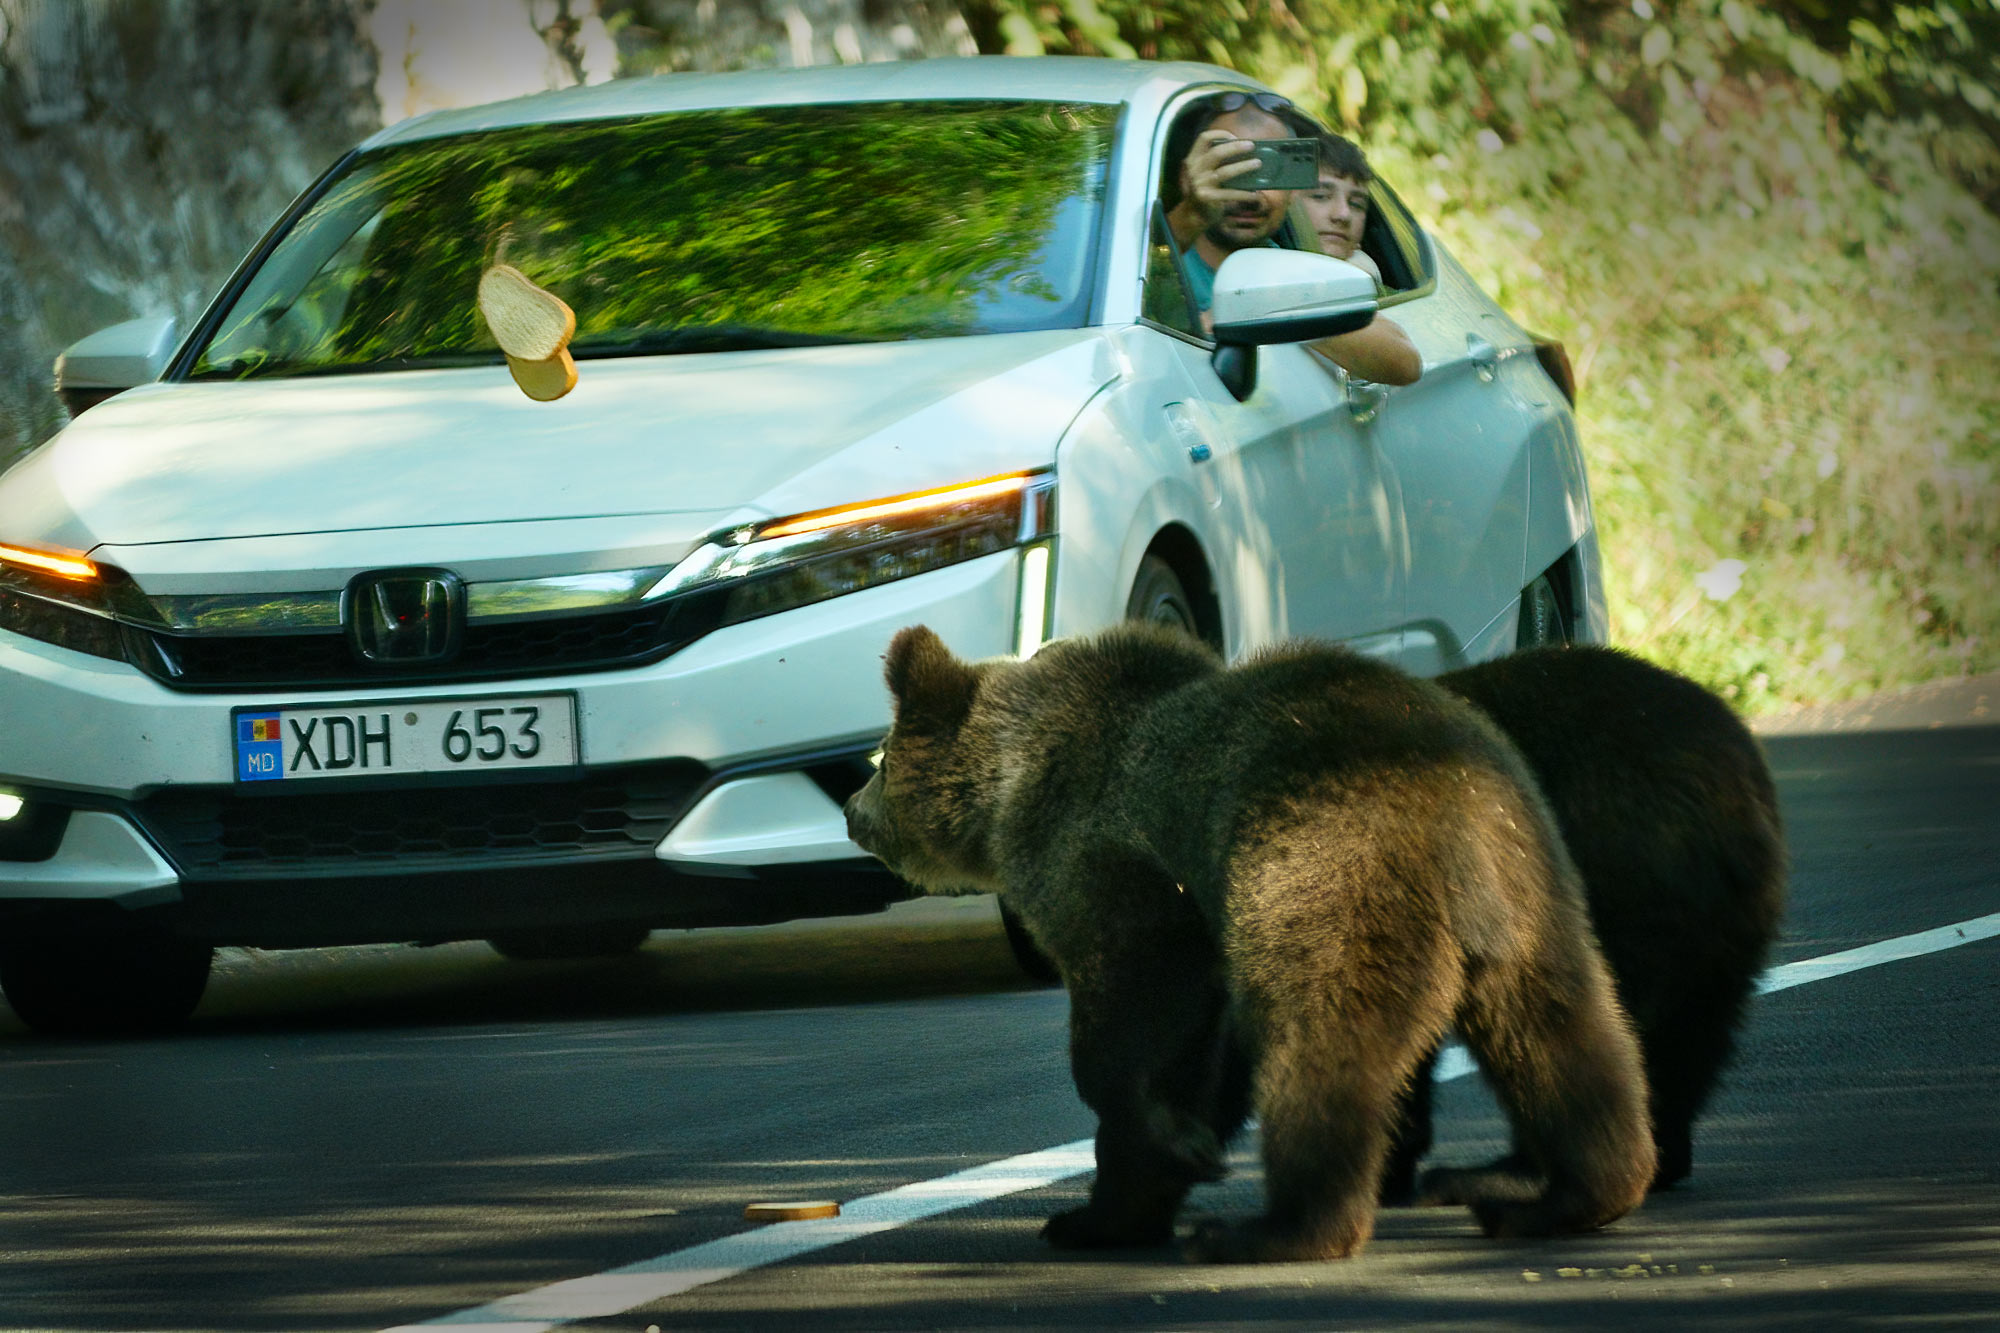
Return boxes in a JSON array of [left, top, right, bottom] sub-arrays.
[[1386, 87, 2000, 713]]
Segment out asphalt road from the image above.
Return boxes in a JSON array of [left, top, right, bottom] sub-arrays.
[[0, 676, 1995, 1332]]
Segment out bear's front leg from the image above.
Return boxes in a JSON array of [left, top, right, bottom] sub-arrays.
[[1043, 1105, 1223, 1248], [1045, 932, 1240, 1250]]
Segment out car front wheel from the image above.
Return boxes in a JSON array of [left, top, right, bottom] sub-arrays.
[[0, 931, 213, 1037], [1516, 571, 1572, 648], [1125, 554, 1198, 638]]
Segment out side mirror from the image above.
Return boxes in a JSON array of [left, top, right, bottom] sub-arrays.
[[1209, 251, 1378, 401], [54, 315, 179, 417]]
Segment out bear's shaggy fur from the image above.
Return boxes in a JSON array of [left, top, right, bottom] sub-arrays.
[[1380, 646, 1786, 1205], [844, 623, 1654, 1262]]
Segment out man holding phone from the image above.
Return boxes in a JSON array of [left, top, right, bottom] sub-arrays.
[[1163, 92, 1419, 386]]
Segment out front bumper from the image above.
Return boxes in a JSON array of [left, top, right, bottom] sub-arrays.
[[0, 551, 1024, 943]]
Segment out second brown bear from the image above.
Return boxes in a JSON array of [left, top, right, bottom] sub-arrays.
[[845, 623, 1654, 1262], [1380, 645, 1787, 1205]]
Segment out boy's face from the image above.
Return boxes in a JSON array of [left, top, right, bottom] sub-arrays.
[[1301, 170, 1370, 260]]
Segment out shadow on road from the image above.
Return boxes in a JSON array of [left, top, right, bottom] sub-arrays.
[[0, 895, 1040, 1040]]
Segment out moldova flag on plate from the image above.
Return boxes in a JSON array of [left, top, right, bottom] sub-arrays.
[[237, 712, 284, 781]]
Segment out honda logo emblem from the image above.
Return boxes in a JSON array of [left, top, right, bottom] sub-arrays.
[[345, 569, 464, 665]]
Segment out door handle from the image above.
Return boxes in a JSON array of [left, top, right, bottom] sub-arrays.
[[1467, 333, 1499, 382], [1347, 378, 1389, 423]]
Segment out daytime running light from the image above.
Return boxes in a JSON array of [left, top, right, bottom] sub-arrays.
[[0, 793, 23, 821], [756, 474, 1035, 541], [1015, 543, 1052, 659], [0, 542, 99, 581]]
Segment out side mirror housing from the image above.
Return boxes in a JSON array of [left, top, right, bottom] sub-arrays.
[[54, 315, 179, 417], [1209, 251, 1378, 401]]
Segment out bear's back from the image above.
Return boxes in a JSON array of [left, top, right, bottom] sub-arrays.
[[1115, 641, 1552, 908], [1139, 640, 1517, 782]]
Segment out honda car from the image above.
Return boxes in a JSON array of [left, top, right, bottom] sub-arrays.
[[0, 57, 1602, 1034]]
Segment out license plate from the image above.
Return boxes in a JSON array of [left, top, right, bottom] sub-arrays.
[[233, 694, 578, 783]]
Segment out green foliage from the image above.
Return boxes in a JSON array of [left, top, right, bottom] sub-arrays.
[[1768, 0, 2000, 210], [943, 0, 2000, 710]]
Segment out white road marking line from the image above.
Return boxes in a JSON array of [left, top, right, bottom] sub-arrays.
[[385, 1143, 1097, 1332], [1435, 1043, 1478, 1082], [387, 908, 2000, 1330], [1755, 910, 2000, 993]]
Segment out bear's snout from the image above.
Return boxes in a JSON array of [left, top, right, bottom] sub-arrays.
[[842, 776, 883, 854]]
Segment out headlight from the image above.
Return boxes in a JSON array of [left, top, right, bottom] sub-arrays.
[[0, 541, 136, 662], [649, 471, 1057, 629], [0, 541, 98, 581]]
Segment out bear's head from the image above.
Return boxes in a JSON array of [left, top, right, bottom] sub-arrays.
[[845, 620, 1225, 896], [844, 625, 1011, 896]]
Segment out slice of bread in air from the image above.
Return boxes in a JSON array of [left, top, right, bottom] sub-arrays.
[[507, 348, 578, 402], [478, 264, 576, 361]]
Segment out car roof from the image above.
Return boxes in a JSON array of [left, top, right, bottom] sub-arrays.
[[363, 55, 1262, 149]]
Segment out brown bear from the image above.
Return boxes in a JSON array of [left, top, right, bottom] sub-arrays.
[[1380, 645, 1786, 1206], [844, 622, 1654, 1262]]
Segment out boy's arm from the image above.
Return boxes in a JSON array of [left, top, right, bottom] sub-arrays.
[[1310, 313, 1421, 386]]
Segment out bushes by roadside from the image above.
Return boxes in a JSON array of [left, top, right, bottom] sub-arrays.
[[961, 0, 2000, 707]]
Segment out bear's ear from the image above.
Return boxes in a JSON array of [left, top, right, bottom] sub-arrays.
[[885, 625, 979, 727]]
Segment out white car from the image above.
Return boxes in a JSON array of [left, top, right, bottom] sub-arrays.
[[0, 57, 1602, 1034]]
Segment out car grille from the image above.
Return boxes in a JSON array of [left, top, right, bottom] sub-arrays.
[[132, 595, 728, 691], [128, 762, 709, 879]]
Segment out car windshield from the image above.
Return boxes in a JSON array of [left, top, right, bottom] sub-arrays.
[[188, 100, 1117, 381]]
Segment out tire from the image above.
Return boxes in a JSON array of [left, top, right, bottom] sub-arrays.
[[0, 932, 213, 1038], [1516, 571, 1572, 649], [1125, 554, 1198, 639], [998, 902, 1061, 986], [486, 923, 652, 961]]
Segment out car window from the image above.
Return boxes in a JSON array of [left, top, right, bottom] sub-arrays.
[[1156, 92, 1427, 298], [1141, 202, 1202, 338], [1359, 179, 1431, 293], [189, 101, 1117, 380], [1146, 93, 1312, 340]]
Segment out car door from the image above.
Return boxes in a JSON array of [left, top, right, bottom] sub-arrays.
[[1351, 182, 1530, 673], [1141, 197, 1406, 660]]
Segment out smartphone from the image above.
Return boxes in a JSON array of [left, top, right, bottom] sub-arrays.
[[1232, 137, 1320, 192]]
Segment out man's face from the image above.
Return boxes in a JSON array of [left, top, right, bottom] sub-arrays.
[[1301, 170, 1370, 260], [1201, 107, 1294, 252]]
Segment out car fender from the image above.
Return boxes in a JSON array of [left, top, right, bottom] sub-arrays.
[[1517, 373, 1593, 577], [1507, 350, 1607, 643], [1048, 338, 1224, 644]]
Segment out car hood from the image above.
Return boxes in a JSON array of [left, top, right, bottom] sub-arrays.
[[2, 329, 1116, 556]]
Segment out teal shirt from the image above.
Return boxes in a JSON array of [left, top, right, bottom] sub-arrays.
[[1184, 238, 1278, 313], [1185, 247, 1219, 314]]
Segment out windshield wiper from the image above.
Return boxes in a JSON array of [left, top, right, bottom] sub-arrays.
[[573, 325, 883, 357]]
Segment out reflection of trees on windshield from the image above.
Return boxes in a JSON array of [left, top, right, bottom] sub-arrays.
[[194, 102, 1113, 379]]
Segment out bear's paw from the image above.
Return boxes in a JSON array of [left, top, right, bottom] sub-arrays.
[[1181, 1216, 1368, 1264], [1040, 1204, 1175, 1250]]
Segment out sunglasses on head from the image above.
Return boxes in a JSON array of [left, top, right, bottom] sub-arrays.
[[1214, 92, 1292, 115]]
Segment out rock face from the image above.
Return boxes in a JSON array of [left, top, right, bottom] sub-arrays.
[[0, 0, 984, 464], [0, 0, 381, 458]]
